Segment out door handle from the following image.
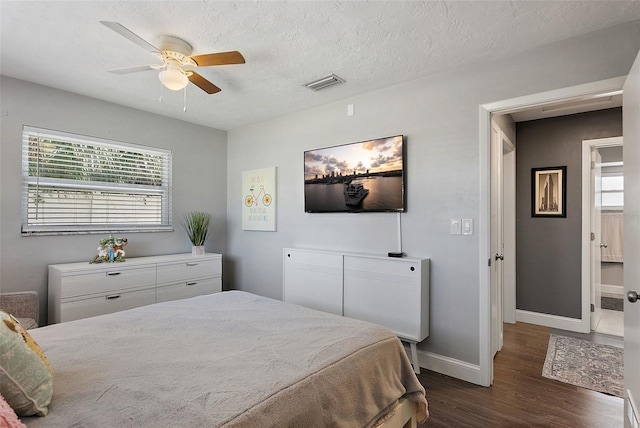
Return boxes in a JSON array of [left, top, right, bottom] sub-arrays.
[[495, 254, 504, 261], [628, 290, 639, 303], [600, 243, 608, 248]]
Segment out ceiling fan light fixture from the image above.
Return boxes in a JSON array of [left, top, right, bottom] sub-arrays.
[[159, 68, 189, 91]]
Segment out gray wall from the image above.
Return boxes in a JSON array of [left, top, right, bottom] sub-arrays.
[[226, 22, 640, 366], [0, 77, 228, 323], [515, 108, 622, 318]]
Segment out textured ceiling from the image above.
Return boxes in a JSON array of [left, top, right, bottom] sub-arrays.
[[2, 1, 640, 131]]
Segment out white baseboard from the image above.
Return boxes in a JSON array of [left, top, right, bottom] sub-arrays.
[[516, 309, 585, 333], [414, 348, 482, 386], [602, 284, 624, 297]]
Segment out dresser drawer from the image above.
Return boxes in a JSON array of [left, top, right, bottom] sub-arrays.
[[60, 287, 156, 322], [59, 265, 156, 299], [156, 277, 221, 303], [157, 258, 221, 285]]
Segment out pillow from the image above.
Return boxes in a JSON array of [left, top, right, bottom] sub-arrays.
[[0, 394, 26, 428], [0, 311, 53, 416]]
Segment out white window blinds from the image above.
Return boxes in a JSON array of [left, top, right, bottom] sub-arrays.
[[601, 164, 624, 208], [22, 126, 172, 234]]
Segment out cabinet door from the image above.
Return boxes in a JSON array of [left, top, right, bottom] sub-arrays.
[[344, 256, 424, 341], [283, 249, 343, 315], [156, 277, 221, 303], [60, 287, 156, 322]]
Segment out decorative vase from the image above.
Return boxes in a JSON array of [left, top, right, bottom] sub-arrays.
[[192, 245, 205, 256]]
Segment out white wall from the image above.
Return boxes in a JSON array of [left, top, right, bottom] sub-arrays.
[[226, 21, 640, 368], [0, 77, 228, 322]]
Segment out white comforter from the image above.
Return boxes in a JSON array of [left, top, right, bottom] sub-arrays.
[[25, 291, 428, 427]]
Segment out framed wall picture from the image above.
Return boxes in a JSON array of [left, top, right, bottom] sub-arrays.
[[531, 166, 566, 217], [242, 167, 277, 231]]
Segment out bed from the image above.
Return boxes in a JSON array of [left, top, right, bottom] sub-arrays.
[[22, 290, 428, 427]]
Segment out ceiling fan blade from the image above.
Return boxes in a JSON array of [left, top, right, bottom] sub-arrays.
[[100, 21, 159, 53], [187, 72, 221, 94], [191, 51, 245, 67], [107, 65, 157, 74]]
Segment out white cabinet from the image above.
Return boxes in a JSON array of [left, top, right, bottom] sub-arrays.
[[282, 248, 429, 341], [49, 253, 222, 323], [283, 248, 429, 373]]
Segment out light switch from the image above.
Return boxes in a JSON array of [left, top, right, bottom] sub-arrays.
[[462, 218, 473, 235], [450, 219, 461, 235], [347, 104, 354, 116]]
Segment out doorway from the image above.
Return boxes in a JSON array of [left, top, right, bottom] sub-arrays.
[[478, 76, 626, 386], [582, 138, 624, 337]]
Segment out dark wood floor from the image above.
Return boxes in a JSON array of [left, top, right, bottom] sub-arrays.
[[417, 322, 623, 427]]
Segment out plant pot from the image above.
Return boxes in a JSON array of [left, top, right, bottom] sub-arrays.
[[192, 245, 205, 256]]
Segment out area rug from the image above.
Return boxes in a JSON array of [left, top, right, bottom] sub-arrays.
[[542, 334, 624, 397]]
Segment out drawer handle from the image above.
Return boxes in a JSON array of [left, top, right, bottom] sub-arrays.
[[106, 272, 121, 276], [410, 267, 415, 272], [186, 281, 198, 286], [106, 294, 121, 300], [186, 262, 198, 267]]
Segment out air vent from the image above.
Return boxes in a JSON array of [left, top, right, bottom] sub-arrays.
[[304, 74, 345, 91]]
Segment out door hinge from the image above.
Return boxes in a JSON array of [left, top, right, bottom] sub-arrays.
[[488, 258, 492, 267], [591, 303, 595, 312], [591, 160, 595, 170], [591, 232, 595, 241]]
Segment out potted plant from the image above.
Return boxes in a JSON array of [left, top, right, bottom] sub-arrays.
[[182, 211, 211, 256]]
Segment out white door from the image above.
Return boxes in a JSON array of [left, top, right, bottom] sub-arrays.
[[590, 149, 603, 330], [623, 48, 640, 428], [491, 121, 515, 356], [490, 122, 503, 358], [502, 137, 516, 325]]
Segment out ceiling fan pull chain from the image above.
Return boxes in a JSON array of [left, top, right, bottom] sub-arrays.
[[183, 86, 187, 112], [159, 81, 164, 103]]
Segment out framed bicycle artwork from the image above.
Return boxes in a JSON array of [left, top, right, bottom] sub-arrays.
[[242, 167, 277, 231], [531, 166, 566, 218]]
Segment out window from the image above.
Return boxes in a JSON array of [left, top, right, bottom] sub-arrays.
[[22, 126, 172, 235], [601, 163, 623, 209]]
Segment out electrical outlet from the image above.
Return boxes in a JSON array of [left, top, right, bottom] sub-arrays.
[[347, 104, 354, 116]]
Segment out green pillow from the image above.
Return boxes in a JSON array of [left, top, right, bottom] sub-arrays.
[[0, 311, 53, 416]]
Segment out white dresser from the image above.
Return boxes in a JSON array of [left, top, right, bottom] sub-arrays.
[[48, 253, 222, 324], [283, 248, 429, 372]]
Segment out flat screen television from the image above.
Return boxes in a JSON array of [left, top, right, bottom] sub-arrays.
[[304, 135, 405, 213]]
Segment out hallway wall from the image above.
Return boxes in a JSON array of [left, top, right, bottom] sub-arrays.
[[515, 107, 622, 318]]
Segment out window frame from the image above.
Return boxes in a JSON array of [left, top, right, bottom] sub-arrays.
[[600, 162, 623, 210], [21, 126, 173, 235]]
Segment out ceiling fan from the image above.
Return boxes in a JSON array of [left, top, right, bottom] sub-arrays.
[[100, 21, 245, 94]]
